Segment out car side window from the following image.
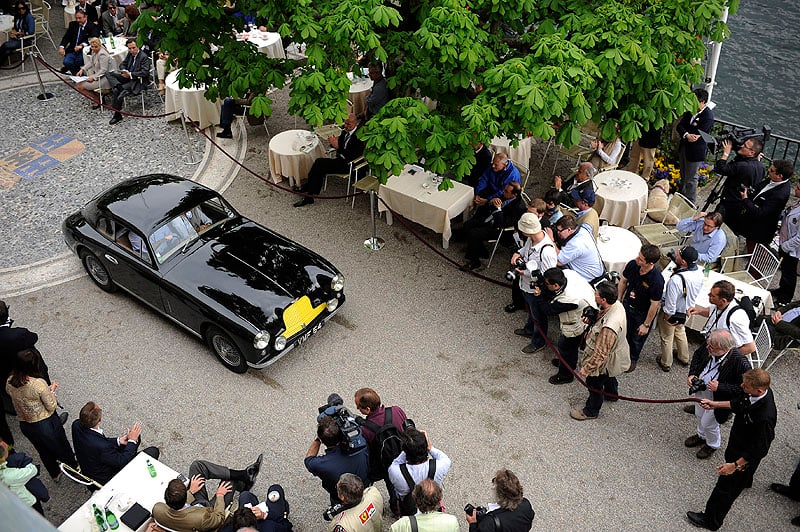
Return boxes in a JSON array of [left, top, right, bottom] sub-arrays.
[[96, 216, 114, 240], [113, 222, 153, 266]]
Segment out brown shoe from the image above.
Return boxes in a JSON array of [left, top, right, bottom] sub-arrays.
[[696, 444, 717, 459], [684, 434, 705, 447], [683, 404, 695, 414], [569, 408, 597, 421], [158, 81, 166, 95], [656, 358, 671, 372]]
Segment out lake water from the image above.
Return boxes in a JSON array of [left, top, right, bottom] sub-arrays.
[[713, 0, 800, 140]]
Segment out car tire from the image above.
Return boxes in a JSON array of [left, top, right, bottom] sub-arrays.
[[80, 250, 117, 292], [205, 325, 248, 374]]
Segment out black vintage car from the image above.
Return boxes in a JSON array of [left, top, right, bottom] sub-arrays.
[[62, 174, 345, 373]]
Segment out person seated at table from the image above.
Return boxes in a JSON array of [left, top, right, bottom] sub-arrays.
[[460, 181, 526, 271], [71, 401, 159, 485], [554, 215, 604, 283], [588, 125, 623, 171], [100, 0, 125, 36], [152, 454, 263, 532], [74, 37, 113, 109], [0, 1, 35, 66], [474, 152, 521, 206], [762, 301, 800, 350], [220, 485, 292, 532], [121, 4, 139, 37], [467, 141, 493, 189], [294, 113, 365, 208], [570, 187, 599, 239], [360, 62, 389, 122], [107, 38, 152, 125], [58, 9, 100, 74], [216, 91, 255, 139], [553, 161, 596, 208], [676, 211, 727, 266]]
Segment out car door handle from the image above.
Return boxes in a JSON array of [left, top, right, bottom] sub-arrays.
[[104, 254, 118, 265]]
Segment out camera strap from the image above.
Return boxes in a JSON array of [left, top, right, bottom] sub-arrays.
[[409, 515, 418, 532], [672, 273, 687, 312]]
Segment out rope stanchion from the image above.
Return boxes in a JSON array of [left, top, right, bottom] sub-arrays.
[[364, 189, 384, 251], [30, 51, 54, 100], [179, 110, 199, 165]]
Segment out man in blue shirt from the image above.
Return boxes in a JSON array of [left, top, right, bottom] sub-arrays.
[[555, 216, 604, 282], [676, 211, 727, 265], [475, 153, 521, 205]]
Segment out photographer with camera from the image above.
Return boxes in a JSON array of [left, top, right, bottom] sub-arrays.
[[676, 88, 714, 204], [715, 136, 766, 236], [676, 212, 727, 266], [530, 267, 597, 385], [685, 329, 751, 460], [554, 216, 604, 283], [687, 280, 756, 357], [656, 246, 704, 371], [737, 160, 793, 253], [391, 479, 458, 532], [325, 473, 383, 532], [387, 428, 451, 517], [465, 468, 535, 531], [511, 213, 558, 354], [617, 244, 665, 373], [305, 414, 369, 507], [570, 282, 631, 421]]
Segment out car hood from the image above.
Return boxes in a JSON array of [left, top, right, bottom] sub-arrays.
[[164, 220, 340, 329]]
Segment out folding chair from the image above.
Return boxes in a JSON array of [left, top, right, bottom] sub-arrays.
[[351, 174, 379, 209], [720, 244, 780, 289], [748, 320, 772, 368], [323, 156, 368, 200], [632, 193, 696, 249], [58, 461, 103, 491], [765, 338, 799, 370], [487, 226, 517, 267], [596, 142, 626, 173], [33, 1, 57, 50]]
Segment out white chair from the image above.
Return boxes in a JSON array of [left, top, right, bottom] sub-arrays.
[[33, 1, 57, 50], [351, 174, 379, 209], [720, 244, 780, 289], [632, 193, 697, 249], [487, 226, 517, 267], [58, 461, 103, 490], [513, 159, 530, 192], [748, 319, 772, 368], [323, 156, 368, 200], [8, 31, 39, 72], [596, 142, 626, 173], [765, 338, 799, 370]]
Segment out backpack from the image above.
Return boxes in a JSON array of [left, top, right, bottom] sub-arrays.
[[727, 297, 759, 332], [358, 407, 404, 479], [398, 459, 436, 516]]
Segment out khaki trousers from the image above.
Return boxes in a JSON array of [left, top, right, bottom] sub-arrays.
[[657, 309, 689, 367]]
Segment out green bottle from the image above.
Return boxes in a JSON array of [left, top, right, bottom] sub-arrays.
[[92, 504, 108, 531], [104, 507, 119, 530], [146, 459, 157, 478], [703, 262, 711, 278]]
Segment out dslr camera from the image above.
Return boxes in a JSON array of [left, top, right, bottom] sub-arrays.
[[688, 377, 707, 395], [318, 393, 367, 452], [464, 504, 488, 520], [581, 306, 599, 326], [323, 502, 345, 521], [504, 257, 527, 282]]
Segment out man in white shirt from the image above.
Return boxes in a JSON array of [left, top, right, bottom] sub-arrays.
[[387, 429, 450, 516], [687, 280, 755, 356]]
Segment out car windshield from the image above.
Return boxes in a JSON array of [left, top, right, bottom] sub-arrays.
[[148, 197, 236, 264]]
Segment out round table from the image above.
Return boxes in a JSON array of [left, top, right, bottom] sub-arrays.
[[63, 1, 75, 29], [268, 129, 325, 187], [164, 69, 222, 130], [0, 15, 13, 46], [348, 77, 373, 117], [490, 135, 533, 167], [593, 169, 648, 228], [596, 225, 641, 274], [83, 36, 128, 66], [239, 31, 286, 59]]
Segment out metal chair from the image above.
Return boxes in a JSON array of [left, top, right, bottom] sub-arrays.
[[632, 193, 697, 249], [720, 243, 780, 289], [487, 226, 517, 267], [33, 1, 57, 50], [765, 338, 799, 370], [596, 142, 626, 173], [638, 192, 696, 225], [351, 174, 379, 209], [58, 461, 103, 491], [748, 319, 772, 368], [323, 156, 368, 200], [513, 159, 530, 192]]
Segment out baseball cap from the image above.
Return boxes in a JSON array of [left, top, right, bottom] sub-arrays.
[[679, 246, 698, 265], [569, 186, 595, 205]]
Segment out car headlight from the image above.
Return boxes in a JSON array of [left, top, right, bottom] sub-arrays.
[[253, 330, 270, 350], [274, 336, 287, 351], [326, 298, 339, 312], [331, 273, 345, 292]]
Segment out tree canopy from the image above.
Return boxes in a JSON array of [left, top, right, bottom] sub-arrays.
[[137, 0, 738, 184]]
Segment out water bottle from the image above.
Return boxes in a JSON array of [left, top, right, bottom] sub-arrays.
[[146, 459, 157, 477], [104, 507, 119, 530], [703, 262, 710, 278], [92, 504, 108, 531]]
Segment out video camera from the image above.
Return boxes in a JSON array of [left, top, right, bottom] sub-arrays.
[[715, 124, 771, 153], [317, 393, 367, 453]]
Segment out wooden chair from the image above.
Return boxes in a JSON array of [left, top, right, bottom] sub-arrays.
[[720, 244, 780, 289]]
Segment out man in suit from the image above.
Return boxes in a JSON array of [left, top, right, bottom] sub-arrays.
[[107, 38, 152, 125], [71, 401, 159, 485], [461, 181, 527, 270], [553, 161, 596, 208], [676, 88, 714, 205], [76, 0, 99, 26], [152, 453, 263, 532], [58, 9, 100, 74], [715, 136, 768, 236], [738, 159, 794, 251], [294, 113, 365, 207], [687, 368, 777, 530], [100, 0, 125, 37]]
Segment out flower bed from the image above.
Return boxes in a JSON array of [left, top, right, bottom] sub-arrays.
[[651, 156, 711, 188]]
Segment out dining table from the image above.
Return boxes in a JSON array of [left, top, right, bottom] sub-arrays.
[[490, 135, 533, 167], [238, 30, 286, 59], [164, 69, 222, 130], [377, 164, 474, 249], [661, 262, 773, 332], [593, 169, 648, 228], [58, 453, 180, 531], [595, 225, 642, 274], [348, 74, 373, 117], [268, 129, 326, 187]]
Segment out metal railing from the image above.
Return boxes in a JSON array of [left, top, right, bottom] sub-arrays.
[[714, 117, 800, 167]]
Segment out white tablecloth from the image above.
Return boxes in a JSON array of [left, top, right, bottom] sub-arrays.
[[378, 164, 474, 248], [268, 129, 325, 187], [661, 264, 773, 332], [83, 36, 128, 66], [596, 225, 641, 274], [164, 69, 221, 130], [594, 169, 648, 228], [490, 135, 533, 167], [0, 15, 13, 46], [59, 453, 180, 531], [348, 77, 373, 117], [239, 31, 285, 59]]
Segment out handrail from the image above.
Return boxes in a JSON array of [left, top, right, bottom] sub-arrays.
[[714, 117, 800, 167]]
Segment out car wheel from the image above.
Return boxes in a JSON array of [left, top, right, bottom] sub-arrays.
[[80, 250, 117, 292], [205, 326, 248, 374]]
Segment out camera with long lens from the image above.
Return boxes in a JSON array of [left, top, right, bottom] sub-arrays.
[[402, 418, 416, 431], [505, 257, 527, 282], [464, 504, 488, 520], [715, 124, 771, 153], [323, 503, 345, 521], [688, 377, 707, 395], [317, 393, 367, 452]]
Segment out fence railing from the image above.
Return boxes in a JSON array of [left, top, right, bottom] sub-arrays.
[[714, 117, 800, 167]]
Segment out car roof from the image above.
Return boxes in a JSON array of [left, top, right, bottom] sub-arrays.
[[94, 174, 220, 235]]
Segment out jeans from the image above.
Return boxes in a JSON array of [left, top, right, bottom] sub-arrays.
[[584, 373, 617, 417], [62, 51, 84, 74], [555, 334, 581, 379], [521, 290, 547, 348], [624, 305, 650, 363]]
